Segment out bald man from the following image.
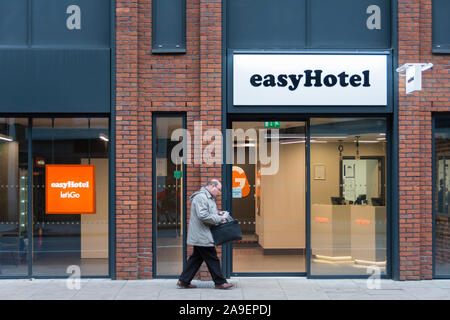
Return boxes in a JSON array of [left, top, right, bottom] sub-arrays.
[[177, 179, 233, 289]]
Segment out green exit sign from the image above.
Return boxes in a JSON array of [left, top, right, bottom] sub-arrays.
[[264, 121, 281, 128], [174, 171, 182, 179]]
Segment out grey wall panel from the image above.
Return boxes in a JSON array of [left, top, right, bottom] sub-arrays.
[[32, 0, 110, 47], [0, 49, 110, 113], [227, 0, 391, 49], [0, 0, 28, 46], [309, 0, 390, 48], [227, 0, 307, 49], [432, 0, 450, 53]]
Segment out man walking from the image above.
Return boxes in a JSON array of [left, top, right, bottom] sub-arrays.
[[177, 179, 233, 289]]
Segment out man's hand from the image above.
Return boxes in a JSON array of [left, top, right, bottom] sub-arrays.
[[219, 211, 229, 221]]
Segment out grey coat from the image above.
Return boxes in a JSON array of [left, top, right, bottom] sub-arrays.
[[187, 187, 223, 247]]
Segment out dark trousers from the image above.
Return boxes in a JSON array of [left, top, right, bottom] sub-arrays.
[[179, 246, 227, 285]]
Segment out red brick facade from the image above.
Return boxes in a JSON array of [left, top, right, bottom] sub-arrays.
[[398, 0, 450, 280], [115, 0, 222, 279], [115, 0, 450, 280]]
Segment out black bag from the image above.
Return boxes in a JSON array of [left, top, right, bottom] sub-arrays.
[[210, 220, 242, 246]]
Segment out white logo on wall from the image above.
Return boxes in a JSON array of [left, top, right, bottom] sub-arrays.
[[67, 5, 81, 30], [233, 54, 388, 106], [366, 5, 381, 30]]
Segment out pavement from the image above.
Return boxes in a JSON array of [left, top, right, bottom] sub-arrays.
[[0, 277, 449, 300]]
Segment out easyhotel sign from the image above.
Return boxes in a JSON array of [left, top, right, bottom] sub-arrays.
[[233, 54, 388, 106], [45, 165, 96, 214]]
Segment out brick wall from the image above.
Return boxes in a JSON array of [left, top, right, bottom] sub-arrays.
[[398, 0, 450, 280], [115, 0, 222, 279]]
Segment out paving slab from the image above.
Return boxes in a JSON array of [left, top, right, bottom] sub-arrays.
[[1, 277, 450, 300], [406, 287, 450, 300], [314, 280, 361, 289], [431, 280, 450, 289]]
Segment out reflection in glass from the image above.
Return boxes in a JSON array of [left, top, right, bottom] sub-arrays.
[[310, 118, 387, 275], [0, 118, 28, 276], [232, 122, 306, 273], [155, 117, 184, 276], [434, 116, 450, 276]]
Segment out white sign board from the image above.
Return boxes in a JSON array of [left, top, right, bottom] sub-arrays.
[[233, 54, 388, 106], [405, 64, 422, 94]]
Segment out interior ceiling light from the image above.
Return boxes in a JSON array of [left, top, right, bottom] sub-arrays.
[[357, 140, 379, 143], [338, 140, 344, 160], [234, 143, 256, 147], [310, 136, 348, 139], [99, 133, 109, 142], [0, 134, 13, 142], [280, 140, 305, 145]]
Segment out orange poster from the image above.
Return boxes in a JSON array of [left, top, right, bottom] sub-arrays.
[[232, 166, 250, 198], [45, 165, 96, 214]]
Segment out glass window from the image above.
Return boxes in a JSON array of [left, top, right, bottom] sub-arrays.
[[434, 115, 450, 277], [155, 116, 185, 276], [310, 118, 387, 276], [0, 117, 110, 278], [31, 117, 109, 276], [0, 118, 28, 276]]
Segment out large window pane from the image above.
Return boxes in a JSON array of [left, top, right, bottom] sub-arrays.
[[310, 118, 387, 276], [434, 115, 450, 276], [0, 118, 28, 276], [232, 121, 306, 273], [32, 118, 109, 276], [155, 116, 184, 276]]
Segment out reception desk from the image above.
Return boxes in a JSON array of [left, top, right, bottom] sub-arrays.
[[350, 205, 386, 263], [311, 204, 386, 263], [311, 204, 351, 258]]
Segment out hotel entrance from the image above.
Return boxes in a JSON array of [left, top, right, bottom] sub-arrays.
[[229, 117, 389, 277]]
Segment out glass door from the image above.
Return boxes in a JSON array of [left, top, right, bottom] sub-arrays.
[[309, 118, 388, 276], [231, 121, 307, 274], [154, 115, 186, 277], [434, 115, 450, 277]]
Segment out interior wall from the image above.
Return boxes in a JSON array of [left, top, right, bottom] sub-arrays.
[[366, 160, 380, 201], [257, 142, 305, 249], [81, 158, 108, 259], [311, 142, 386, 205]]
